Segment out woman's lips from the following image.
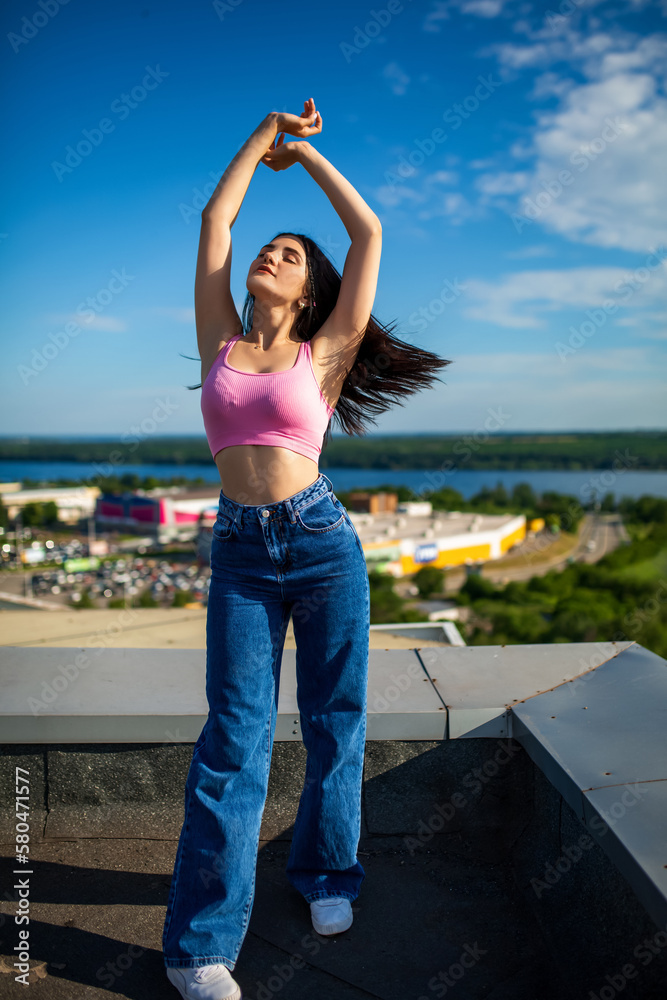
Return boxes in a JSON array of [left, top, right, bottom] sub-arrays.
[[256, 267, 274, 275]]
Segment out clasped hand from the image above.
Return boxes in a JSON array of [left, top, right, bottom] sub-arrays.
[[261, 97, 322, 172]]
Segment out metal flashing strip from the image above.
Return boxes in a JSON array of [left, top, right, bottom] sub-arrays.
[[511, 643, 667, 930], [417, 640, 633, 739]]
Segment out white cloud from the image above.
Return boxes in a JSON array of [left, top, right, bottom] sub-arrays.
[[454, 347, 655, 376], [382, 62, 411, 96], [477, 23, 667, 252], [422, 1, 451, 31], [49, 313, 128, 332], [422, 0, 509, 28], [517, 73, 667, 251], [529, 72, 576, 100], [504, 244, 555, 259], [148, 307, 196, 323], [375, 347, 665, 432], [429, 170, 459, 184], [418, 191, 477, 224], [461, 263, 667, 328], [373, 185, 426, 209], [469, 158, 497, 169], [458, 0, 506, 16], [374, 168, 476, 222], [475, 171, 529, 194]]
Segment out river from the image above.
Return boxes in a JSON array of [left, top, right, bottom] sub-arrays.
[[1, 461, 666, 500]]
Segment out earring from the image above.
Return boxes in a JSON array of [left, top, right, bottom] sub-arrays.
[[299, 301, 306, 309]]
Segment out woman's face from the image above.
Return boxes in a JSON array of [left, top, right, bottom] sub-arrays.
[[247, 235, 309, 307]]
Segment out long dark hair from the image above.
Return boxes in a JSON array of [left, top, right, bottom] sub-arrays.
[[191, 230, 453, 443]]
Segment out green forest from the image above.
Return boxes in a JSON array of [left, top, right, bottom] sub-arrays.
[[0, 429, 664, 471]]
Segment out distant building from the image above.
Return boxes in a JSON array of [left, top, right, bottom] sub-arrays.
[[95, 488, 219, 543], [348, 491, 399, 514], [94, 486, 527, 574], [347, 507, 526, 577], [2, 486, 99, 524]]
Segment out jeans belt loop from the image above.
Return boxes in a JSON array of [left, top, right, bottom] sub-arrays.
[[285, 498, 296, 524]]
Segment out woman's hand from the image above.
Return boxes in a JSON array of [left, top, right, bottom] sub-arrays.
[[261, 135, 304, 172], [275, 97, 322, 139]]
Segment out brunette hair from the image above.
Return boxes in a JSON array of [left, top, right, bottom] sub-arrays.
[[191, 230, 453, 443]]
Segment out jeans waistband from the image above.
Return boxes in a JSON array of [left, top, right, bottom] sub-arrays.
[[218, 472, 335, 525]]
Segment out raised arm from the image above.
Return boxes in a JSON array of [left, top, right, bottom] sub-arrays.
[[195, 113, 279, 382], [263, 140, 382, 354], [196, 103, 323, 384]]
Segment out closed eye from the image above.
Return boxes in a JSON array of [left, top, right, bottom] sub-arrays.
[[256, 253, 299, 263], [257, 245, 301, 264]]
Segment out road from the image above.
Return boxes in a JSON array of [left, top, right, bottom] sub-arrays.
[[434, 513, 628, 593]]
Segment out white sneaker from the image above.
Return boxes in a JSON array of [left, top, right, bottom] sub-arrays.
[[166, 963, 242, 1000], [309, 896, 354, 935]]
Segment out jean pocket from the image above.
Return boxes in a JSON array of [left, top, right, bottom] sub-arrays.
[[212, 514, 234, 540], [296, 492, 346, 533]]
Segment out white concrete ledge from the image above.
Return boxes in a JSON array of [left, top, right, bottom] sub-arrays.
[[2, 639, 665, 932], [0, 640, 634, 744]]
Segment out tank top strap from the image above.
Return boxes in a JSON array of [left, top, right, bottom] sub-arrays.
[[221, 333, 243, 368]]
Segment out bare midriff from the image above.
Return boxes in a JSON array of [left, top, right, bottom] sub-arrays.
[[214, 445, 321, 505]]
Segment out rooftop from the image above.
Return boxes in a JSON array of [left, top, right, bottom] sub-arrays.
[[1, 619, 666, 998]]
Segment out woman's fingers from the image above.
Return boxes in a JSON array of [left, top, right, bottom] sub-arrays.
[[277, 104, 320, 138], [306, 111, 321, 135]]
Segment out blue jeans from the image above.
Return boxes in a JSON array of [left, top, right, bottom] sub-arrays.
[[162, 473, 370, 972]]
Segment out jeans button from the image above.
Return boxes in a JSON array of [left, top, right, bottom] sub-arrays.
[[261, 509, 270, 517]]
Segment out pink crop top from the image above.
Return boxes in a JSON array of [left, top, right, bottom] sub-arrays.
[[200, 334, 335, 463]]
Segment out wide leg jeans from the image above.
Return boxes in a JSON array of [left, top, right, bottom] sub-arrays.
[[162, 473, 370, 972]]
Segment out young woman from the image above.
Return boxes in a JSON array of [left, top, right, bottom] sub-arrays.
[[162, 99, 450, 1000]]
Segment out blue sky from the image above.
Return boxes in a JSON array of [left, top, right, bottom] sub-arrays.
[[2, 0, 665, 440]]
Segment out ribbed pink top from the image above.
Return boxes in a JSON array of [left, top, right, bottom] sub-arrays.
[[201, 334, 335, 463]]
